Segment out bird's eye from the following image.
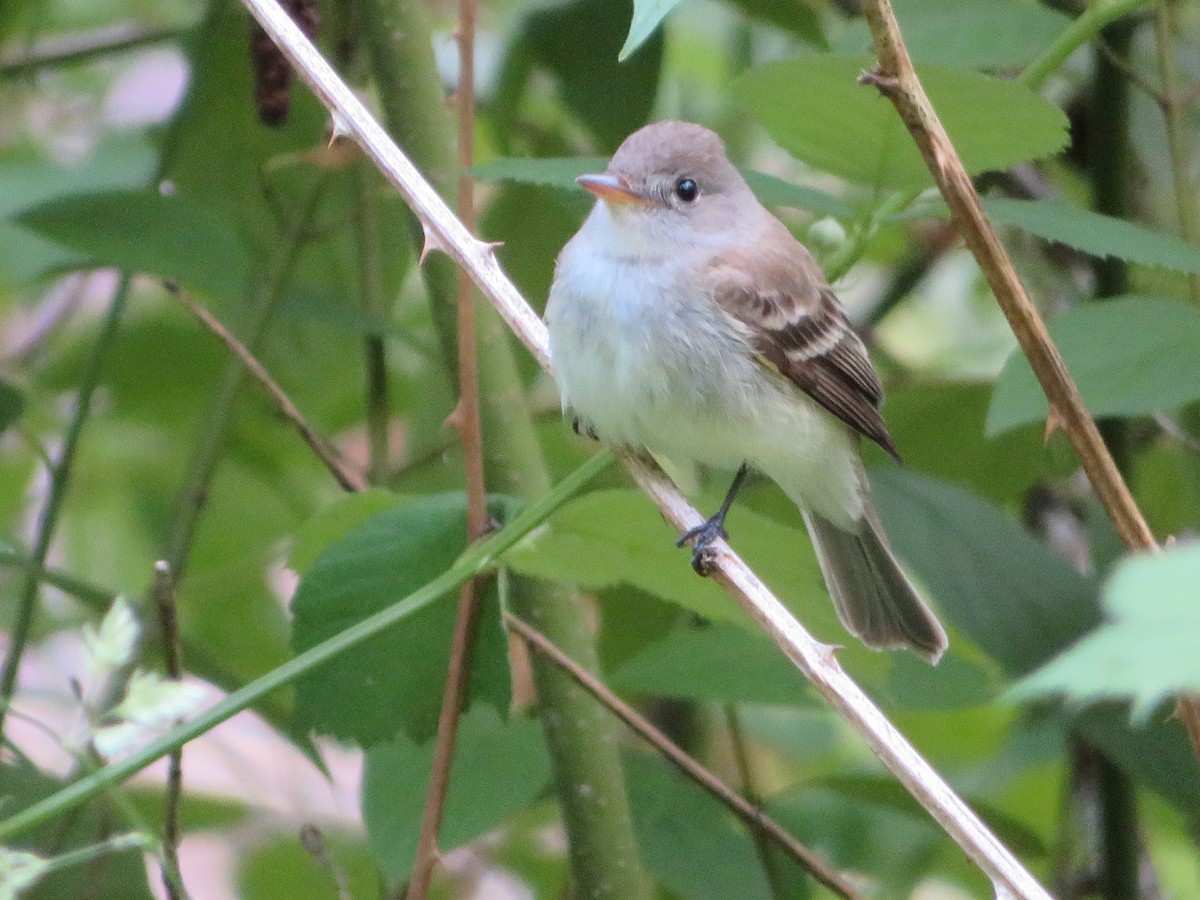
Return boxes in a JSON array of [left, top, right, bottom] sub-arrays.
[[674, 178, 699, 203]]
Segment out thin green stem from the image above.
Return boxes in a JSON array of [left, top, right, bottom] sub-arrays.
[[0, 274, 132, 737], [0, 450, 614, 842], [0, 548, 118, 610], [1019, 0, 1156, 90], [822, 190, 918, 284], [37, 831, 156, 877]]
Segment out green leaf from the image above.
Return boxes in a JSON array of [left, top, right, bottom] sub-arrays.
[[503, 488, 831, 633], [361, 706, 552, 880], [734, 55, 1067, 190], [740, 169, 855, 220], [238, 832, 380, 900], [620, 0, 826, 60], [472, 156, 611, 191], [518, 0, 664, 151], [17, 189, 253, 299], [871, 469, 1101, 675], [610, 624, 815, 705], [1011, 543, 1200, 722], [725, 0, 824, 47], [0, 135, 157, 221], [290, 493, 514, 746], [473, 158, 854, 220], [810, 774, 1047, 858], [984, 198, 1200, 275], [988, 296, 1200, 434], [625, 752, 773, 900], [833, 0, 1072, 71], [0, 378, 23, 435], [870, 380, 1048, 503], [620, 0, 683, 60], [289, 490, 402, 574]]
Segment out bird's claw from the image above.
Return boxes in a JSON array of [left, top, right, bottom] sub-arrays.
[[677, 517, 728, 576]]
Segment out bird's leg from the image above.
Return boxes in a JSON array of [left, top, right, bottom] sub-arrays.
[[677, 463, 750, 575]]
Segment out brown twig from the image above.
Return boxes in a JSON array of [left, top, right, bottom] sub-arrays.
[[165, 281, 367, 493], [858, 2, 1155, 554], [406, 0, 487, 894], [235, 3, 1054, 893], [856, 1, 1200, 761], [150, 560, 185, 900], [506, 613, 860, 899]]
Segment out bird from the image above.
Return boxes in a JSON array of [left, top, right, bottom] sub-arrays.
[[544, 120, 947, 663]]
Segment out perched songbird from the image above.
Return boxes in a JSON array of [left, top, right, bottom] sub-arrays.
[[545, 121, 947, 662]]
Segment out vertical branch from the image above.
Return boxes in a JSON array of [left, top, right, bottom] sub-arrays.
[[858, 0, 1156, 553], [1087, 23, 1142, 898], [150, 560, 185, 900], [406, 0, 488, 893], [1153, 0, 1200, 305], [0, 274, 132, 737]]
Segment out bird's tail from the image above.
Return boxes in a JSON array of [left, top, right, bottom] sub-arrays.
[[803, 506, 947, 664]]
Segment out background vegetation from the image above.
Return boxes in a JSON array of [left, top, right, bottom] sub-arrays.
[[2, 0, 1200, 897]]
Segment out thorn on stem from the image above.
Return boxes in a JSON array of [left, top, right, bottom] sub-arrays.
[[444, 397, 466, 435], [858, 69, 900, 97], [420, 222, 448, 264], [1043, 405, 1067, 443]]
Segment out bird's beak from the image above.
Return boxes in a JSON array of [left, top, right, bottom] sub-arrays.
[[576, 173, 648, 206]]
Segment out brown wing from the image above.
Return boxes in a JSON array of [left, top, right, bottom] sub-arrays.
[[709, 240, 900, 461]]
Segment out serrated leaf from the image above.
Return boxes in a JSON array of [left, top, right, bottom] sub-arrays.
[[985, 198, 1200, 275], [0, 378, 24, 435], [610, 624, 815, 705], [871, 469, 1101, 675], [361, 707, 552, 880], [18, 189, 253, 299], [473, 158, 854, 220], [734, 55, 1067, 190], [1011, 543, 1200, 723], [988, 297, 1200, 434], [291, 493, 515, 746]]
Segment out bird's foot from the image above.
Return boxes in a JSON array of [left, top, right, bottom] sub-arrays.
[[571, 416, 599, 442], [676, 515, 728, 576]]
